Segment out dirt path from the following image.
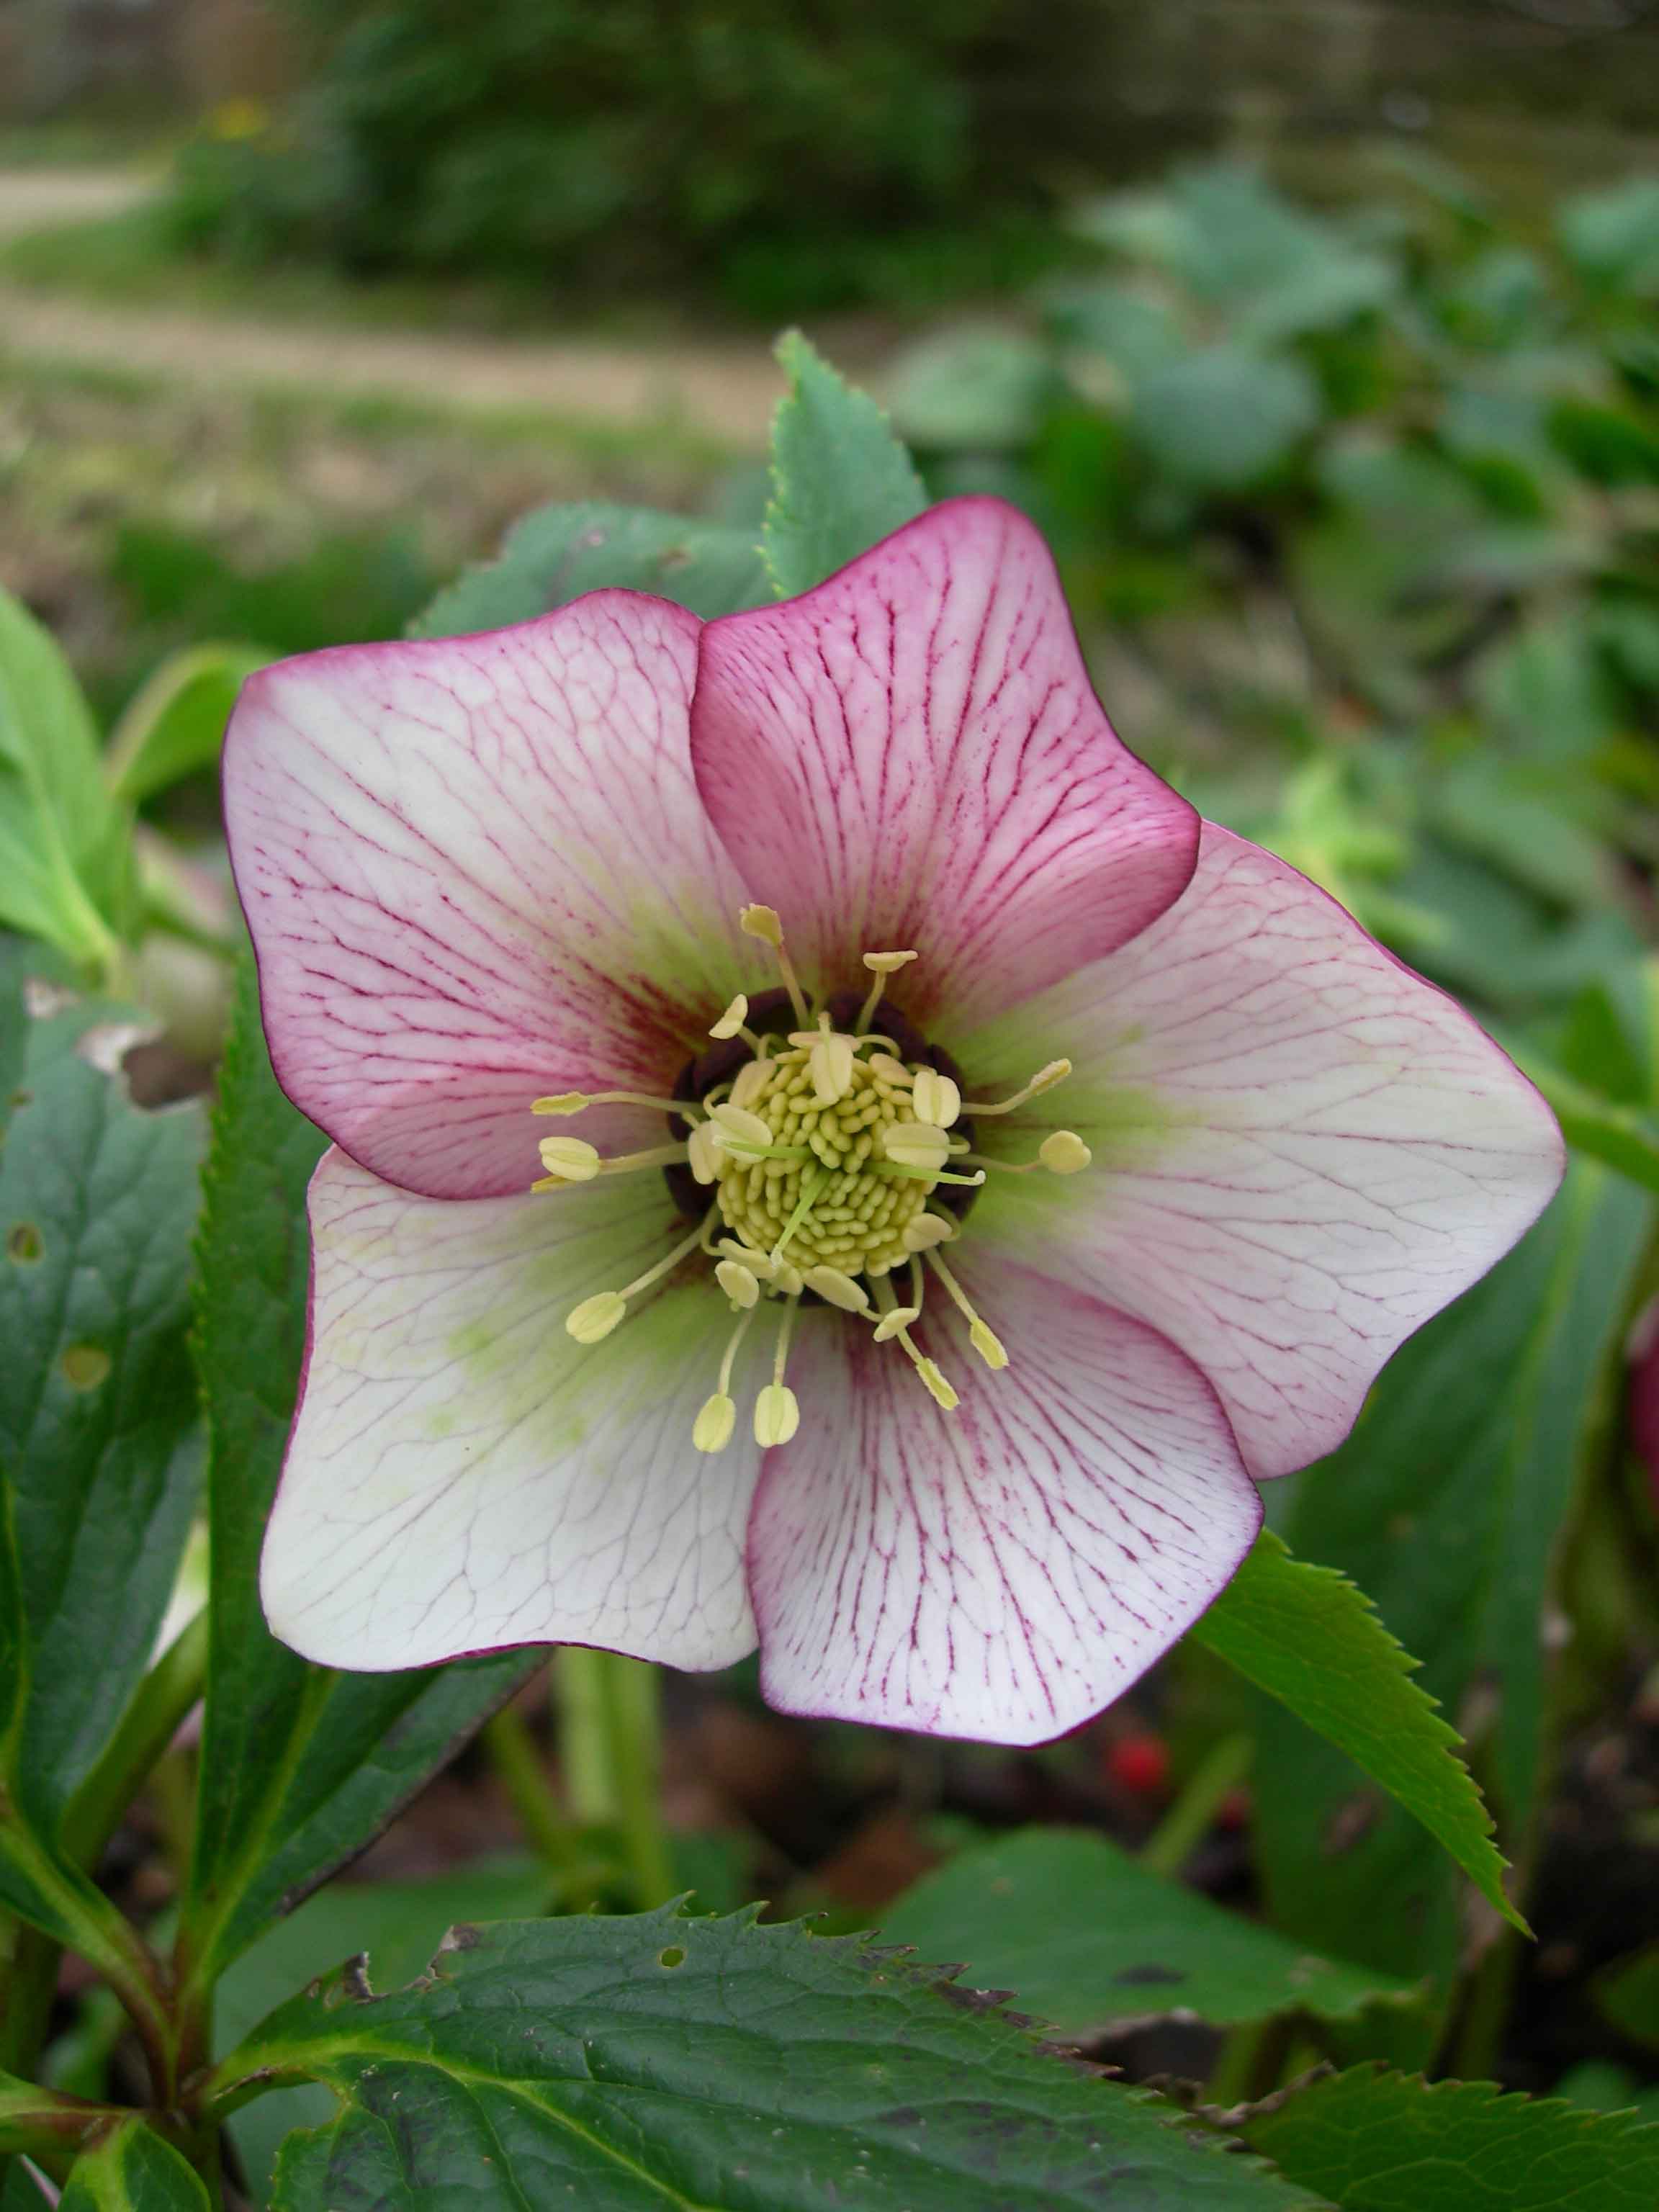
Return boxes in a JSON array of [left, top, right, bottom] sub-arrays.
[[0, 169, 782, 449]]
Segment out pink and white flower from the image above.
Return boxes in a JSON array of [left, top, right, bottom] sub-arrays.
[[224, 497, 1563, 1744]]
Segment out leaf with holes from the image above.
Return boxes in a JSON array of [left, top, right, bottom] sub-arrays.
[[179, 963, 541, 1994], [1244, 2066, 1659, 2211], [208, 1907, 1321, 2211], [884, 1827, 1414, 2036], [763, 331, 928, 596]]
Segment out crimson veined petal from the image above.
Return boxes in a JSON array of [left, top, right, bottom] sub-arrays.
[[747, 1259, 1260, 1744], [690, 497, 1199, 1029], [224, 593, 755, 1200], [260, 1149, 761, 1671], [965, 824, 1567, 1480]]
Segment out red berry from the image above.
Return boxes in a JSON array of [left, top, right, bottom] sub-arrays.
[[1106, 1732, 1169, 1797]]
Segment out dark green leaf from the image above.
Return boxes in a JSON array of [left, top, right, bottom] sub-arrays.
[[413, 500, 770, 639], [763, 331, 927, 596], [1593, 1941, 1659, 2047], [1251, 1164, 1649, 1979], [105, 644, 271, 809], [181, 963, 540, 1988], [59, 2121, 210, 2212], [1245, 2066, 1659, 2211], [1192, 1534, 1516, 1929], [213, 1907, 1319, 2211], [884, 1827, 1413, 2036], [0, 990, 202, 1829]]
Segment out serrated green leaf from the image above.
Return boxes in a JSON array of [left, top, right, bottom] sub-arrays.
[[763, 331, 927, 597], [1250, 1164, 1649, 1979], [0, 989, 203, 1834], [105, 644, 271, 810], [211, 1907, 1321, 2211], [1192, 1533, 1518, 1929], [413, 500, 769, 638], [0, 591, 130, 970], [180, 963, 541, 1990], [1245, 2065, 1659, 2211], [59, 2121, 210, 2212], [884, 1827, 1413, 2036]]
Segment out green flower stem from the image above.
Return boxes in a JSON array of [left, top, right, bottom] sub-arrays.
[[0, 1918, 60, 2085], [1140, 1732, 1252, 1879], [484, 1706, 587, 1877], [61, 1607, 209, 1874], [553, 1649, 676, 1908]]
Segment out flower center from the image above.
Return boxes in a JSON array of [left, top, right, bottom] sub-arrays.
[[526, 905, 1088, 1455]]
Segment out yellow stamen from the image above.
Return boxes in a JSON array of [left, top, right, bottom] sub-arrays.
[[965, 1130, 1092, 1177], [693, 1395, 736, 1453], [536, 1137, 602, 1183], [868, 1053, 914, 1087], [902, 1212, 956, 1252], [534, 1089, 701, 1118], [687, 1121, 724, 1185], [788, 1016, 855, 1105], [872, 1304, 921, 1342], [597, 1143, 688, 1175], [927, 1250, 1010, 1371], [916, 1359, 959, 1411], [881, 1123, 952, 1174], [715, 1258, 760, 1308], [729, 1058, 771, 1111], [564, 1217, 709, 1344], [802, 1265, 870, 1313], [755, 1382, 800, 1446], [709, 994, 749, 1040], [960, 1060, 1073, 1116], [739, 903, 809, 1027], [910, 1069, 961, 1128], [855, 948, 918, 1033]]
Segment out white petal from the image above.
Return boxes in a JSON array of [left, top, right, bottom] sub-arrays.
[[262, 1150, 759, 1671], [747, 1261, 1259, 1744], [963, 824, 1565, 1478]]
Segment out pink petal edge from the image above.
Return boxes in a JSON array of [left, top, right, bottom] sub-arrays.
[[225, 592, 756, 1200], [691, 496, 1200, 1029]]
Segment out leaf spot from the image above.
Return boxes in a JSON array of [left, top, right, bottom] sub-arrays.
[[658, 1946, 686, 1969], [60, 1344, 110, 1390], [6, 1223, 42, 1263]]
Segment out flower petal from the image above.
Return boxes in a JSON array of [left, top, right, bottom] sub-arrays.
[[965, 824, 1566, 1479], [691, 498, 1198, 1027], [747, 1262, 1259, 1743], [225, 595, 754, 1200], [261, 1149, 759, 1671]]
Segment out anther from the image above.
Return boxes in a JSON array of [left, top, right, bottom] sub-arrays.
[[802, 1266, 871, 1313], [1040, 1130, 1092, 1174], [856, 948, 918, 1033], [881, 1123, 951, 1173], [739, 904, 809, 1026], [926, 1249, 1010, 1372], [872, 1305, 921, 1341], [709, 994, 749, 1040], [715, 1259, 760, 1308], [755, 1384, 800, 1446], [536, 1136, 602, 1184], [565, 1291, 626, 1344], [916, 1359, 959, 1411], [910, 1069, 961, 1128], [693, 1395, 736, 1453], [902, 1212, 956, 1252], [687, 1121, 724, 1184]]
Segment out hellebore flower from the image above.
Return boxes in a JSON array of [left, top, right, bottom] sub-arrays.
[[224, 498, 1563, 1743]]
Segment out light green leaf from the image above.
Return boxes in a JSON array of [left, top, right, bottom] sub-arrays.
[[1130, 346, 1321, 490], [763, 331, 927, 597], [1557, 177, 1659, 297], [1194, 1535, 1516, 1928], [59, 2121, 210, 2212], [180, 963, 541, 1993], [884, 1827, 1414, 2036], [413, 500, 770, 638], [1250, 1164, 1649, 1979], [105, 644, 271, 809], [885, 325, 1051, 453], [1245, 2065, 1659, 2211], [211, 1909, 1320, 2211], [0, 590, 130, 969]]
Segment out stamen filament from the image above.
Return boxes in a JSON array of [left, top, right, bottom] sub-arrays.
[[963, 1132, 1092, 1177], [754, 1297, 801, 1446], [960, 1059, 1074, 1116], [565, 1214, 711, 1343], [873, 1164, 986, 1187], [855, 949, 919, 1034], [619, 1217, 711, 1302], [534, 1090, 703, 1118], [740, 904, 809, 1027], [598, 1143, 689, 1174], [926, 1250, 1009, 1370], [770, 1165, 827, 1264]]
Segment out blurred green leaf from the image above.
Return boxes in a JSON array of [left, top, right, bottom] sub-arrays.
[[213, 1909, 1321, 2211], [59, 2122, 210, 2212], [1131, 345, 1321, 490], [413, 500, 770, 638], [1594, 1941, 1659, 2048], [1558, 178, 1659, 298], [763, 330, 927, 595], [105, 644, 271, 809], [0, 590, 130, 971], [886, 324, 1051, 452], [1194, 1534, 1518, 1929], [180, 963, 541, 1995], [1245, 2065, 1659, 2211], [1251, 1164, 1649, 1981], [884, 1827, 1415, 2036]]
